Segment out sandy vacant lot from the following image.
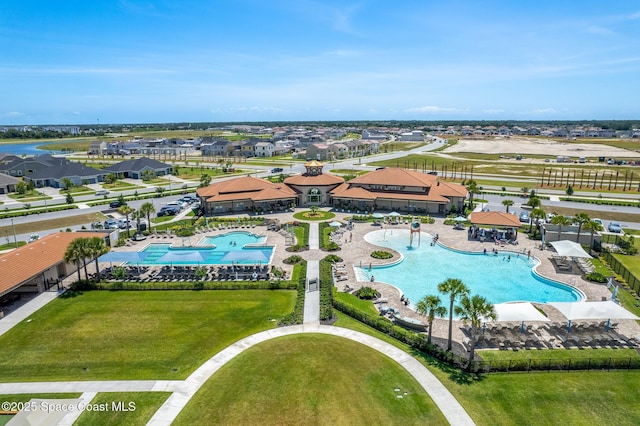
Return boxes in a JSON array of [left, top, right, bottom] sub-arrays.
[[444, 137, 640, 158]]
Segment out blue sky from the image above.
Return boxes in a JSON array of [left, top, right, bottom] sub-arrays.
[[1, 0, 639, 124]]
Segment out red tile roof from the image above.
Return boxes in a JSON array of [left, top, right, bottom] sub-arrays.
[[0, 232, 106, 296], [469, 211, 521, 227]]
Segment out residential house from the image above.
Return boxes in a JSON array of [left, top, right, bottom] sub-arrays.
[[102, 158, 172, 179], [0, 173, 20, 194]]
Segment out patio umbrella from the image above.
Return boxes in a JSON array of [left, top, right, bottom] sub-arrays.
[[452, 216, 468, 222], [329, 221, 342, 227], [388, 211, 401, 217], [372, 213, 384, 219]]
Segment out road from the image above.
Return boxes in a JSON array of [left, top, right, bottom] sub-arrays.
[[2, 135, 639, 240]]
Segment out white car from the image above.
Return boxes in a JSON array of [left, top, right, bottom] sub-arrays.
[[28, 234, 40, 243], [95, 189, 110, 196]]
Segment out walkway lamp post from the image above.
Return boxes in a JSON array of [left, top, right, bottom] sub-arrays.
[[10, 218, 18, 248]]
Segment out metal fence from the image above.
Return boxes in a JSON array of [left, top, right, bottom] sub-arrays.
[[472, 356, 640, 373], [600, 251, 640, 294]]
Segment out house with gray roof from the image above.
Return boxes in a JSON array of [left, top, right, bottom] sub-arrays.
[[102, 158, 172, 179], [0, 173, 20, 194]]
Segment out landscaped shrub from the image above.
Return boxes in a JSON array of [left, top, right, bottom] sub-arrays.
[[353, 286, 380, 300], [324, 254, 343, 263], [283, 255, 304, 264], [319, 257, 335, 321], [325, 242, 340, 251], [279, 260, 307, 326], [370, 250, 393, 259], [585, 272, 608, 283]]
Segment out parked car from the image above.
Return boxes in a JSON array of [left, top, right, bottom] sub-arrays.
[[166, 201, 187, 210], [179, 195, 197, 204], [28, 234, 40, 243], [608, 222, 622, 233], [104, 219, 119, 229], [95, 190, 110, 196], [157, 206, 179, 217], [546, 213, 556, 223], [118, 219, 131, 229], [109, 201, 122, 208], [271, 167, 284, 173], [593, 218, 603, 226], [519, 211, 530, 223]]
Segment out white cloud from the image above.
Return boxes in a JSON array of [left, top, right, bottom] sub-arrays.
[[530, 108, 557, 115], [3, 111, 24, 117]]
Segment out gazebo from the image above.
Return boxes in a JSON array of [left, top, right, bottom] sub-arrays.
[[468, 211, 521, 242]]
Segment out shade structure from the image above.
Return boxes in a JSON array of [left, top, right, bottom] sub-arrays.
[[491, 302, 550, 322], [388, 211, 401, 217], [221, 250, 271, 263], [549, 240, 592, 258], [372, 213, 384, 219], [328, 221, 343, 227], [548, 301, 639, 321], [468, 211, 521, 227], [453, 216, 468, 222]]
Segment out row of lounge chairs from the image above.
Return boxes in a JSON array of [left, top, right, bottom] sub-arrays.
[[332, 263, 349, 282]]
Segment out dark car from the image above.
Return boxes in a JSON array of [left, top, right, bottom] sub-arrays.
[[271, 167, 284, 173], [109, 201, 122, 208], [157, 206, 179, 217]]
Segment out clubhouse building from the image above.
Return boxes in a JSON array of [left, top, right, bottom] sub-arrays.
[[197, 162, 467, 215]]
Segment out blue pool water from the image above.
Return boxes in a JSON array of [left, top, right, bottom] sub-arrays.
[[355, 229, 582, 305], [100, 231, 273, 265]]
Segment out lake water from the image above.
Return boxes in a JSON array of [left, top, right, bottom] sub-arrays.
[[0, 141, 71, 156]]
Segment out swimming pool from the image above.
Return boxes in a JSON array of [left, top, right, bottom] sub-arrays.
[[100, 231, 274, 265], [354, 229, 582, 306]]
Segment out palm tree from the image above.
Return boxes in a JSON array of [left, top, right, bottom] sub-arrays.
[[118, 205, 134, 238], [530, 207, 546, 235], [502, 199, 514, 214], [584, 219, 604, 253], [551, 215, 572, 241], [455, 294, 496, 371], [466, 180, 478, 209], [573, 212, 590, 243], [132, 209, 144, 235], [63, 238, 85, 283], [526, 196, 541, 209], [87, 237, 110, 281], [437, 278, 470, 351], [416, 295, 447, 345], [139, 202, 156, 232]]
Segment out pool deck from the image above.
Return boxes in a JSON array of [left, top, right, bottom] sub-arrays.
[[98, 211, 640, 353]]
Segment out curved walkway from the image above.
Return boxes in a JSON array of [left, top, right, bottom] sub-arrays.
[[147, 324, 474, 425]]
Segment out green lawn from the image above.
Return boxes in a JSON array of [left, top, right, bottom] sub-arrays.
[[0, 290, 295, 382], [333, 309, 640, 425], [74, 392, 171, 426], [174, 334, 447, 425]]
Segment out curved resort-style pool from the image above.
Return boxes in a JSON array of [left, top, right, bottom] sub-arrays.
[[355, 229, 582, 306], [100, 231, 274, 266]]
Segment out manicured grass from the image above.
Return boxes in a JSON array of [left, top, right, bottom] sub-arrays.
[[0, 290, 295, 382], [292, 210, 336, 221], [174, 334, 447, 425], [103, 181, 143, 190], [0, 212, 106, 236], [334, 291, 379, 315], [478, 347, 640, 362], [447, 370, 640, 426], [0, 241, 26, 251], [74, 392, 171, 426], [333, 311, 640, 425], [7, 190, 50, 202]]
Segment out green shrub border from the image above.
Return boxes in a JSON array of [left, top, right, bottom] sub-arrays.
[[332, 297, 466, 369]]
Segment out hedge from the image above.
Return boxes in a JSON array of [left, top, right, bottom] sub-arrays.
[[332, 299, 466, 369]]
